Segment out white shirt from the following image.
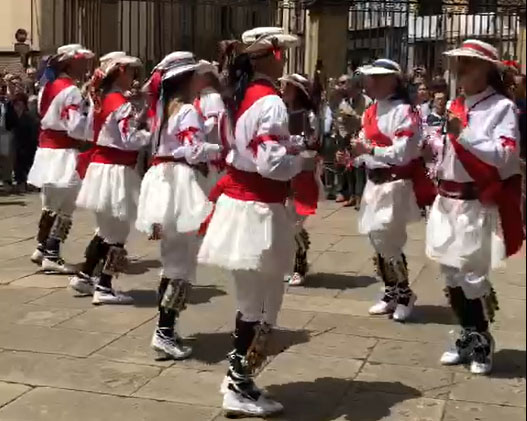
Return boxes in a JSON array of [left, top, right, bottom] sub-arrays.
[[437, 87, 520, 182], [358, 98, 422, 169], [39, 82, 91, 141], [154, 103, 219, 165], [226, 76, 303, 182], [197, 87, 226, 146]]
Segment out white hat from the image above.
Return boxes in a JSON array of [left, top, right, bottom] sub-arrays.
[[160, 52, 200, 81], [280, 73, 310, 98], [98, 54, 142, 79], [242, 27, 299, 55], [99, 51, 127, 64], [55, 44, 94, 62], [359, 59, 402, 76], [196, 59, 219, 76], [444, 39, 504, 69]]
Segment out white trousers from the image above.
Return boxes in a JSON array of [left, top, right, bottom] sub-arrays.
[[441, 264, 491, 300], [160, 230, 201, 282], [368, 223, 407, 260], [233, 269, 285, 326], [96, 212, 131, 245], [41, 184, 80, 217]]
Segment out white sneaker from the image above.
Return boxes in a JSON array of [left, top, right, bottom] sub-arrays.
[[30, 249, 44, 265], [393, 293, 417, 322], [470, 333, 495, 375], [288, 272, 305, 286], [369, 299, 396, 315], [92, 287, 134, 305], [440, 350, 465, 365], [69, 274, 96, 296], [151, 329, 192, 360], [223, 389, 283, 418], [41, 257, 76, 274], [220, 376, 268, 397]]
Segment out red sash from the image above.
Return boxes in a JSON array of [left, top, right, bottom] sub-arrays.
[[363, 103, 436, 207], [39, 78, 74, 118], [38, 130, 78, 149], [448, 96, 524, 257], [77, 92, 129, 178]]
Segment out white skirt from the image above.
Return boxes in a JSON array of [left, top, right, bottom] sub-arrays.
[[358, 179, 421, 234], [76, 163, 140, 222], [198, 194, 295, 274], [426, 196, 505, 271], [28, 148, 80, 188], [136, 162, 212, 234]]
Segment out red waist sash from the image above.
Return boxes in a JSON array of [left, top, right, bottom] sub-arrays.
[[39, 129, 78, 149], [90, 146, 138, 167], [214, 166, 289, 204]]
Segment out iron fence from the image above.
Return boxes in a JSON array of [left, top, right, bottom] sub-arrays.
[[51, 0, 525, 76]]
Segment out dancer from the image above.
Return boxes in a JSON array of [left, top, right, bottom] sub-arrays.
[[351, 59, 435, 322], [193, 60, 229, 191], [70, 53, 150, 305], [28, 44, 94, 273], [198, 28, 314, 417], [281, 73, 321, 286], [427, 40, 522, 374], [136, 52, 219, 359]]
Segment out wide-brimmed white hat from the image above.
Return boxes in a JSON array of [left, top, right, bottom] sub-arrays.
[[242, 27, 299, 55], [280, 73, 311, 98], [196, 59, 219, 76], [98, 53, 142, 79], [55, 44, 94, 62], [359, 59, 402, 76], [444, 40, 504, 69], [99, 51, 127, 65], [159, 52, 201, 81]]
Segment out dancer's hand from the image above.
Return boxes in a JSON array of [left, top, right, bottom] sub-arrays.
[[447, 112, 463, 138], [351, 141, 373, 158], [149, 224, 162, 240]]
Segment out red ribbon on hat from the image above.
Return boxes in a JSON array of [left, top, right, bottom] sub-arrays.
[[462, 42, 498, 61]]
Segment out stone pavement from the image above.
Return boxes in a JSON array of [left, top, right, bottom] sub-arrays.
[[0, 193, 525, 421]]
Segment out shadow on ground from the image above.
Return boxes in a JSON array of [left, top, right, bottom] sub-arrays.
[[0, 200, 27, 206], [490, 349, 526, 379], [127, 285, 227, 308], [405, 304, 457, 325], [188, 328, 311, 365], [124, 259, 162, 275], [266, 378, 421, 421], [302, 273, 377, 290]]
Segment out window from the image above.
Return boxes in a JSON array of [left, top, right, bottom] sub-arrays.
[[468, 0, 498, 13]]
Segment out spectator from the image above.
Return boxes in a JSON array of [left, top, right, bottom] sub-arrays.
[[0, 79, 17, 193], [416, 82, 431, 121], [11, 93, 39, 193], [334, 74, 372, 208]]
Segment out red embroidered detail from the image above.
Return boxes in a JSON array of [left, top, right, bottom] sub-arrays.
[[120, 116, 131, 138], [60, 104, 80, 120], [501, 136, 517, 149], [394, 129, 414, 138], [247, 134, 280, 156], [193, 97, 205, 120], [177, 127, 200, 144]]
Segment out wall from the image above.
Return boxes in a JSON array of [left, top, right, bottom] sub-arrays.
[[0, 0, 43, 52]]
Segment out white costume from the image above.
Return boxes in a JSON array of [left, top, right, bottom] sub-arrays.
[[70, 54, 149, 305], [426, 40, 522, 375], [28, 44, 93, 273]]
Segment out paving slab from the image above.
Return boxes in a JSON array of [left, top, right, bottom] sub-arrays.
[[0, 381, 31, 409], [442, 400, 526, 421], [0, 351, 160, 395], [0, 304, 84, 328], [0, 387, 219, 421], [286, 332, 377, 360]]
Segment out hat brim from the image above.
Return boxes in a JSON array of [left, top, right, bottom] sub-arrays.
[[245, 34, 300, 54], [196, 61, 219, 76], [359, 65, 400, 76], [162, 63, 200, 81], [443, 49, 505, 69], [57, 49, 95, 62], [280, 77, 310, 99]]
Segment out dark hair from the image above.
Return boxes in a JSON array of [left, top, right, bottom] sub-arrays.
[[393, 77, 414, 108], [226, 52, 254, 117], [288, 83, 315, 112], [430, 77, 448, 95], [489, 68, 511, 99]]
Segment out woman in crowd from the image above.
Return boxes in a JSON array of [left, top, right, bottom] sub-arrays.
[[198, 28, 314, 417], [136, 52, 220, 360], [70, 53, 150, 305], [427, 40, 522, 375], [27, 44, 94, 273], [351, 59, 435, 322], [281, 73, 321, 286]]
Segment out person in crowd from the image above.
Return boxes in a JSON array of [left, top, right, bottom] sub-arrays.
[[197, 27, 314, 417], [135, 52, 220, 359], [334, 74, 372, 208], [70, 53, 150, 305], [281, 73, 322, 286], [0, 79, 17, 193], [27, 44, 94, 273], [416, 82, 432, 121], [427, 40, 522, 375], [350, 59, 435, 322], [11, 93, 39, 193]]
